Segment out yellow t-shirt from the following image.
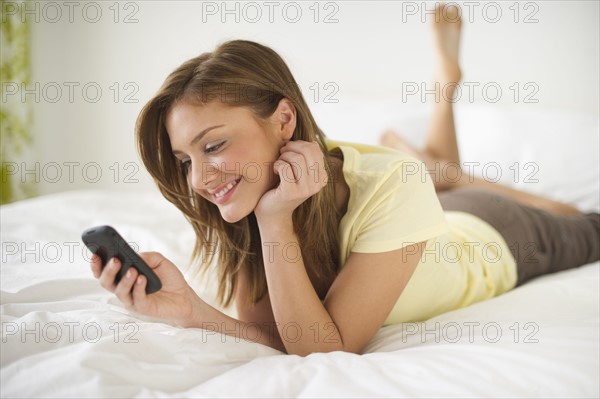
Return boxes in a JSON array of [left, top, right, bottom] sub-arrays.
[[326, 139, 518, 326]]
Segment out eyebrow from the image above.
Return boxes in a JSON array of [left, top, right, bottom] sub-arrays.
[[172, 124, 225, 156]]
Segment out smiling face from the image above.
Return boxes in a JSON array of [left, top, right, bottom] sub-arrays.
[[166, 100, 295, 223]]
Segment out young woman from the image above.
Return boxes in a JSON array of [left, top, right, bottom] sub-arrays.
[[90, 4, 600, 356]]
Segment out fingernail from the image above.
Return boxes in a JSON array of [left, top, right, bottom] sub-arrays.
[[126, 269, 132, 279], [136, 276, 143, 285]]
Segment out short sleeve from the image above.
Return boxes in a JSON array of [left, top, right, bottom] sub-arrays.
[[350, 159, 450, 253]]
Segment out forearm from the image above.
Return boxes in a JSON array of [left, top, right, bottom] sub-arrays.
[[176, 296, 286, 352], [258, 216, 344, 356]]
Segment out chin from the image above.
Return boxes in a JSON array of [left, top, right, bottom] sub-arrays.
[[218, 204, 255, 224], [220, 212, 245, 224], [214, 182, 269, 224]]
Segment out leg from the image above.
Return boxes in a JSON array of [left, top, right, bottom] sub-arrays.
[[437, 187, 600, 286], [461, 176, 583, 216], [379, 4, 582, 216], [378, 146, 582, 215], [381, 3, 462, 165], [424, 2, 462, 164]]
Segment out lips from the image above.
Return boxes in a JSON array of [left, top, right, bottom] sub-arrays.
[[209, 178, 242, 201]]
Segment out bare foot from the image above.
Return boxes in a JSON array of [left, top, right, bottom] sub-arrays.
[[379, 129, 423, 159], [432, 3, 462, 92]]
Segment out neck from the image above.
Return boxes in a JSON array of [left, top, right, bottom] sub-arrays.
[[329, 155, 349, 217]]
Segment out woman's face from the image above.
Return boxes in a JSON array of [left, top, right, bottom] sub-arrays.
[[166, 100, 295, 223]]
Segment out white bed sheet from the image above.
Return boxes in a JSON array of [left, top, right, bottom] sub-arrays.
[[1, 189, 598, 398], [2, 103, 600, 398]]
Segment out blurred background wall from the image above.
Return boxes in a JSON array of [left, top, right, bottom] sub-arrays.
[[1, 0, 598, 201]]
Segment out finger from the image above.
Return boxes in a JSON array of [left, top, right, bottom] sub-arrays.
[[132, 274, 148, 308], [272, 158, 294, 185], [280, 148, 326, 190], [281, 141, 326, 185], [280, 139, 315, 151], [272, 159, 289, 186], [98, 257, 121, 292], [90, 253, 102, 279], [278, 152, 307, 183], [138, 251, 167, 270], [114, 267, 138, 308], [301, 141, 327, 182], [280, 139, 320, 155]]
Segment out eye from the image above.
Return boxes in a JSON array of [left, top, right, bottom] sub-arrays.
[[205, 141, 225, 154], [180, 159, 191, 175]]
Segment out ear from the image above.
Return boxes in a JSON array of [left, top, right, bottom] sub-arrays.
[[272, 98, 296, 141]]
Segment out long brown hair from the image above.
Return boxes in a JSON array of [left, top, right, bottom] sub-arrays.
[[136, 40, 342, 307]]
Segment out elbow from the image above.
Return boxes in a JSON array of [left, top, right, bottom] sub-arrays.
[[284, 337, 362, 356], [287, 345, 362, 356], [286, 344, 345, 357], [283, 325, 366, 356], [280, 323, 365, 356]]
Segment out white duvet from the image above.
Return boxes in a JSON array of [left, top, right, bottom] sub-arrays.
[[1, 104, 599, 398]]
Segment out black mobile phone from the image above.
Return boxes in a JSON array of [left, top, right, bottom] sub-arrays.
[[81, 225, 162, 294]]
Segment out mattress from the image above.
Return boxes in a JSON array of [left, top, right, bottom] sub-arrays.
[[1, 104, 599, 397]]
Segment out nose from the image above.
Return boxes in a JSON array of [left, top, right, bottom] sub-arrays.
[[188, 160, 219, 192]]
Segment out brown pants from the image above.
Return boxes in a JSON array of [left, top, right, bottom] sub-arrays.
[[437, 187, 600, 286]]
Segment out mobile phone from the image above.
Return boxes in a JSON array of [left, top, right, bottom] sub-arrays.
[[81, 225, 162, 294]]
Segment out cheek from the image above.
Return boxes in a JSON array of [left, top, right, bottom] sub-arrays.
[[217, 148, 254, 178], [221, 142, 279, 182]]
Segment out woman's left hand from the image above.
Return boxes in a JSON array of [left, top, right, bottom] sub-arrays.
[[254, 140, 328, 224]]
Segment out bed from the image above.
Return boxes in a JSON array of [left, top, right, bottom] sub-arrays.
[[1, 103, 599, 398]]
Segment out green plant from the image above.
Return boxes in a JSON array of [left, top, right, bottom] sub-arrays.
[[1, 0, 34, 204]]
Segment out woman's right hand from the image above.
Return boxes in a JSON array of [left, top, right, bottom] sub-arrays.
[[90, 251, 201, 324]]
